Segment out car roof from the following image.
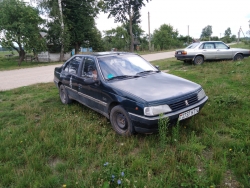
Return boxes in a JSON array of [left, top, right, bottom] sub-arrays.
[[75, 52, 136, 57]]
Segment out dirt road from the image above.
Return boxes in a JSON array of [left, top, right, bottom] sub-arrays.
[[0, 51, 175, 91]]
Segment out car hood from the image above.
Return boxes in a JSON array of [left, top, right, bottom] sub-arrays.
[[108, 72, 201, 103]]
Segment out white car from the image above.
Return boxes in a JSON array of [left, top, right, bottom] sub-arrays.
[[175, 41, 250, 65]]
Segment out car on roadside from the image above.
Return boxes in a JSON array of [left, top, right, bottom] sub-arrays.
[[175, 41, 250, 65], [54, 52, 208, 135]]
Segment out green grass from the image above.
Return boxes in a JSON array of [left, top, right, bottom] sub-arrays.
[[0, 51, 61, 71], [0, 51, 250, 187]]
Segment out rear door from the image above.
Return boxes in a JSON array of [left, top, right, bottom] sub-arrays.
[[76, 56, 108, 114], [60, 56, 83, 100], [199, 42, 216, 60]]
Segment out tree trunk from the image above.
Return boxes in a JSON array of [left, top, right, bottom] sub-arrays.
[[58, 0, 64, 62], [75, 43, 80, 54], [128, 5, 134, 52], [18, 49, 25, 66]]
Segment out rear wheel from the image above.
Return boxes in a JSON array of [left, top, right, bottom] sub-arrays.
[[110, 105, 134, 136], [234, 54, 243, 61], [59, 84, 72, 104], [193, 56, 204, 65]]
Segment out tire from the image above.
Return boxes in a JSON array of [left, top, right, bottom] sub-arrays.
[[110, 105, 134, 136], [59, 84, 72, 104], [233, 54, 243, 61], [193, 56, 204, 65]]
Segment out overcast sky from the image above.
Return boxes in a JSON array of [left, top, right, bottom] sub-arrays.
[[95, 0, 250, 39]]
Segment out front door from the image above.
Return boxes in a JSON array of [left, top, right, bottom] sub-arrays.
[[215, 42, 232, 59], [77, 57, 108, 115]]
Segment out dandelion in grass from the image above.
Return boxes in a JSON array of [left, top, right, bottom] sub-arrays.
[[229, 148, 232, 151], [62, 184, 66, 188], [117, 179, 122, 185]]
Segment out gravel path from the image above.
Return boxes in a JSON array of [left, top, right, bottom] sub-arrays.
[[0, 51, 175, 91]]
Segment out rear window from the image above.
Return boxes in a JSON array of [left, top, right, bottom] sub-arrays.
[[185, 42, 200, 49]]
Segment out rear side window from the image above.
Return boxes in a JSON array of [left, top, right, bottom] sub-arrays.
[[64, 56, 83, 75], [185, 42, 200, 49], [200, 43, 215, 49]]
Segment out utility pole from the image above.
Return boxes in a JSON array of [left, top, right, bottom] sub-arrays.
[[58, 0, 64, 61], [187, 25, 189, 44], [148, 12, 151, 51]]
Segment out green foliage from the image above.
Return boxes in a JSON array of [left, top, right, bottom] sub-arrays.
[[158, 115, 169, 147], [151, 24, 181, 50], [224, 27, 232, 37], [0, 0, 47, 61], [200, 25, 213, 39], [39, 0, 103, 53], [103, 26, 129, 51], [103, 0, 149, 52]]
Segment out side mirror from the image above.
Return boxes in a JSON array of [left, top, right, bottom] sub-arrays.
[[155, 65, 160, 70]]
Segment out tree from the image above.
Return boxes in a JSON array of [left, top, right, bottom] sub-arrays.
[[0, 0, 47, 65], [200, 25, 213, 40], [224, 27, 231, 37], [103, 0, 150, 52], [103, 26, 128, 51], [151, 24, 180, 50], [39, 0, 102, 54]]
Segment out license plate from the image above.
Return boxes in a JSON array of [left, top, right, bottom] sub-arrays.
[[177, 52, 182, 54], [178, 107, 199, 121]]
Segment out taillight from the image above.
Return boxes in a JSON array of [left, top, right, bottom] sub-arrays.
[[182, 51, 187, 55]]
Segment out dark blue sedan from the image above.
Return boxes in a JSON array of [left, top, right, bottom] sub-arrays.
[[54, 52, 208, 135]]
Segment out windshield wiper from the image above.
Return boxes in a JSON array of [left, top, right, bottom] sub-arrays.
[[108, 75, 139, 81], [136, 70, 159, 75]]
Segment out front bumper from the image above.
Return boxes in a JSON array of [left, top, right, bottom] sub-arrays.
[[129, 96, 208, 133]]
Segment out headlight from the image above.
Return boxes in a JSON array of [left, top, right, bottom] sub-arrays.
[[144, 105, 172, 116], [197, 89, 206, 100]]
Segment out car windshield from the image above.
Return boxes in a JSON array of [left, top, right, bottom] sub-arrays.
[[185, 42, 200, 49], [97, 54, 158, 80]]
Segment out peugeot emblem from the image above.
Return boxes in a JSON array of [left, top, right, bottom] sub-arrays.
[[185, 100, 189, 106]]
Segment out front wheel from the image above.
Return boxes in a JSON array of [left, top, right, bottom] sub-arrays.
[[110, 105, 135, 136], [193, 56, 204, 65], [234, 54, 243, 61], [59, 84, 72, 104]]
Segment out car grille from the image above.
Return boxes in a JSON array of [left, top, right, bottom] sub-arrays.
[[169, 95, 198, 112]]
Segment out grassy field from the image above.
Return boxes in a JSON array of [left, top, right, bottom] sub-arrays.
[[0, 52, 250, 187]]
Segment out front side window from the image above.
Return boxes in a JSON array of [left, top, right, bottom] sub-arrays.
[[64, 56, 82, 75], [82, 57, 98, 80]]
